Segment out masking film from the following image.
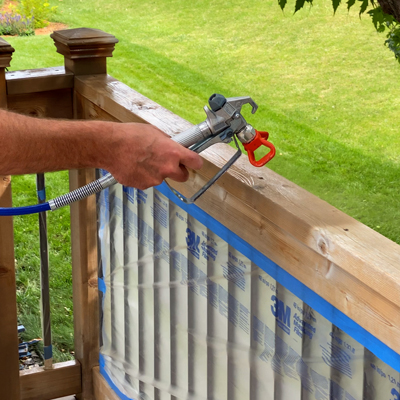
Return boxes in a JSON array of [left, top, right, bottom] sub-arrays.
[[98, 184, 399, 400]]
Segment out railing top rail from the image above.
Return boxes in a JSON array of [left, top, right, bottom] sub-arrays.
[[6, 66, 74, 95]]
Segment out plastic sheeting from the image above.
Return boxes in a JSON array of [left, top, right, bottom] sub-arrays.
[[97, 179, 400, 400]]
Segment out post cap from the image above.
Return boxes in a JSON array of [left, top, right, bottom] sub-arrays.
[[50, 28, 119, 60], [0, 38, 15, 68]]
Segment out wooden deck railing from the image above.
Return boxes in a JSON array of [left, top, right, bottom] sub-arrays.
[[0, 27, 399, 399]]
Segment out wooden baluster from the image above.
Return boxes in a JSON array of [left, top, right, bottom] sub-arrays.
[[0, 38, 20, 400], [50, 28, 118, 400]]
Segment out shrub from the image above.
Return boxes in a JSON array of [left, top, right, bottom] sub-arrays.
[[16, 0, 57, 29], [0, 12, 35, 36]]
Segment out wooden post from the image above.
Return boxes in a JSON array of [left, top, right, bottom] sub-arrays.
[[51, 28, 118, 75], [51, 28, 118, 400], [0, 38, 20, 400], [0, 37, 14, 108]]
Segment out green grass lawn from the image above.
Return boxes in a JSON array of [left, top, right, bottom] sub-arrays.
[[3, 0, 400, 360]]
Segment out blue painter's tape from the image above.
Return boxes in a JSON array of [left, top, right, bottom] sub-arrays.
[[99, 354, 135, 400], [156, 181, 400, 374], [98, 277, 107, 294], [43, 345, 52, 360], [37, 188, 46, 202]]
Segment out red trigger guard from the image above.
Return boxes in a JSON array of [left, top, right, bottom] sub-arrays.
[[243, 130, 276, 167]]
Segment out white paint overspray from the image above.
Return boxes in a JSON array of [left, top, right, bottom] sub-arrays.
[[226, 246, 251, 400], [273, 283, 302, 400], [108, 182, 126, 387], [250, 267, 276, 399], [98, 169, 112, 376], [187, 216, 208, 399], [300, 306, 331, 400], [329, 326, 364, 400], [153, 189, 172, 400], [206, 229, 228, 400], [137, 188, 155, 399], [363, 348, 400, 400], [123, 186, 140, 397], [169, 201, 189, 399]]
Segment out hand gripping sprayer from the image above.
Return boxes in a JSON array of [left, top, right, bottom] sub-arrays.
[[0, 94, 275, 216]]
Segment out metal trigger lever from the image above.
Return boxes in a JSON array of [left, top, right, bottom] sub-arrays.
[[166, 133, 242, 204]]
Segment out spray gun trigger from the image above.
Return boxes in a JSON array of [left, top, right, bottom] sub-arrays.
[[166, 134, 242, 204]]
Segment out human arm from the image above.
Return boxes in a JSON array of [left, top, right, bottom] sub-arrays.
[[0, 110, 203, 189]]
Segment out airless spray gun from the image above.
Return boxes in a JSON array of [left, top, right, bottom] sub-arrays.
[[165, 93, 276, 203], [0, 94, 275, 216]]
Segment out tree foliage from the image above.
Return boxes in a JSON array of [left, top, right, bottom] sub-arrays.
[[278, 0, 400, 63]]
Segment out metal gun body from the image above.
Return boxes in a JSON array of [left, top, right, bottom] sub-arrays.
[[165, 93, 275, 203]]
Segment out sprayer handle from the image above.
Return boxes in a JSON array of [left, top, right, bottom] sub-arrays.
[[171, 122, 211, 149], [243, 130, 276, 167]]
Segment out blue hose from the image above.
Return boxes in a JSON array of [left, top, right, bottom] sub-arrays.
[[0, 202, 51, 216], [0, 173, 117, 216]]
